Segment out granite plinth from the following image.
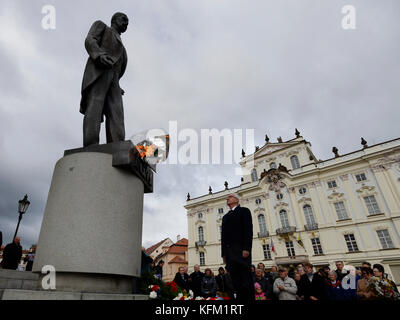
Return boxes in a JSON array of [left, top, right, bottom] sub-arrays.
[[33, 151, 144, 293]]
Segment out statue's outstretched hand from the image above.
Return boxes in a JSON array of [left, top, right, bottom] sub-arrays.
[[99, 54, 114, 68]]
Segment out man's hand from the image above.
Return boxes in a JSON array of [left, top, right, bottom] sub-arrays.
[[99, 54, 114, 68], [242, 250, 250, 258], [310, 296, 318, 300], [278, 285, 285, 291]]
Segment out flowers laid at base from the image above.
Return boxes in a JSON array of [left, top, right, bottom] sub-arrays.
[[368, 276, 400, 300], [148, 282, 230, 300]]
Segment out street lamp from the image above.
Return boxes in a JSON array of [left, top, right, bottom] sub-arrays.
[[13, 194, 30, 241]]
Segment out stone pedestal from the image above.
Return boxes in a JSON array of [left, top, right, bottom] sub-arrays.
[[33, 142, 152, 294]]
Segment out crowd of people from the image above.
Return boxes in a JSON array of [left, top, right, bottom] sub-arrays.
[[150, 262, 236, 299], [153, 260, 399, 301]]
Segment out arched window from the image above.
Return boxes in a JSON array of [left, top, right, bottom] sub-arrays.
[[198, 212, 203, 219], [198, 226, 204, 242], [258, 214, 267, 234], [303, 204, 316, 226], [251, 168, 258, 182], [279, 210, 290, 228], [290, 155, 300, 170], [270, 162, 277, 169]]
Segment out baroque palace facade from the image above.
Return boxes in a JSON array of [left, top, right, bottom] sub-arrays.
[[184, 132, 400, 285]]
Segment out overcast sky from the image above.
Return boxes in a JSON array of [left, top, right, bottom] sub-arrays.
[[0, 0, 399, 249]]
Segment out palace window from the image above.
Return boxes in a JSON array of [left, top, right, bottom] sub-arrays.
[[276, 193, 283, 200], [198, 226, 204, 242], [218, 208, 224, 214], [285, 241, 295, 257], [344, 234, 359, 252], [279, 210, 290, 229], [198, 212, 203, 219], [199, 252, 205, 266], [355, 173, 367, 182], [377, 229, 394, 249], [255, 198, 262, 205], [334, 201, 348, 220], [258, 214, 267, 234], [251, 168, 258, 182], [299, 187, 307, 195], [303, 204, 316, 226], [270, 162, 277, 169], [311, 237, 323, 255], [364, 195, 381, 215], [327, 180, 337, 188], [263, 244, 272, 260], [290, 155, 300, 170]]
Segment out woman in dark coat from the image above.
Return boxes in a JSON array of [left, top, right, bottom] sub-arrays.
[[201, 268, 217, 298], [326, 271, 349, 301]]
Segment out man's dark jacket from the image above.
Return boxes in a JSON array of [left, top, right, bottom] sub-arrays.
[[2, 242, 22, 270], [335, 268, 349, 282], [221, 205, 253, 266], [298, 272, 327, 300], [189, 271, 204, 296], [80, 20, 127, 119], [173, 272, 190, 291], [216, 272, 235, 298]]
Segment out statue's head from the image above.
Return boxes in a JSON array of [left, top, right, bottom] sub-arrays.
[[111, 12, 129, 34]]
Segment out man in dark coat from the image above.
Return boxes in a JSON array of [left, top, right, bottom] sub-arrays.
[[189, 264, 204, 297], [2, 237, 22, 270], [298, 263, 327, 300], [173, 267, 190, 291], [334, 261, 349, 281], [80, 12, 129, 147], [254, 268, 273, 299], [221, 193, 254, 301]]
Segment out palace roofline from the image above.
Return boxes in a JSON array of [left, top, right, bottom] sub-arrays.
[[185, 136, 400, 207]]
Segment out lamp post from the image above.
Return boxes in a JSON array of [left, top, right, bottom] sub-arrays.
[[13, 194, 30, 241]]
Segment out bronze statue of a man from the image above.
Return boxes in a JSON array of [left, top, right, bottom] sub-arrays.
[[80, 12, 129, 147]]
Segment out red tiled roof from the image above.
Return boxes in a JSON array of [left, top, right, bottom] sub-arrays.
[[145, 238, 170, 255], [176, 238, 188, 246], [168, 246, 187, 254], [168, 256, 188, 264]]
